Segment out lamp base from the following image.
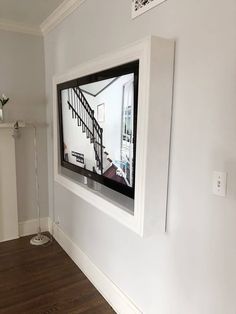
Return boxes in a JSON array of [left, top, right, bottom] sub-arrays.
[[30, 233, 50, 246]]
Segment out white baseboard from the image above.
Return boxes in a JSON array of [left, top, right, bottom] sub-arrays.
[[19, 217, 50, 237], [0, 235, 19, 243], [51, 220, 142, 314]]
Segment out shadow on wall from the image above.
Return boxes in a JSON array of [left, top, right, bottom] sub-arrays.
[[15, 128, 36, 222], [14, 127, 49, 222]]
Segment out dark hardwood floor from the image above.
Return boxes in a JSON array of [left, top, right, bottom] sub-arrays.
[[0, 234, 115, 314]]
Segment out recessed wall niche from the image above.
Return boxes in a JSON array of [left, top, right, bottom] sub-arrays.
[[53, 36, 175, 237]]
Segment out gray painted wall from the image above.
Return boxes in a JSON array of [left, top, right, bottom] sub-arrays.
[[0, 29, 48, 221], [44, 0, 236, 313]]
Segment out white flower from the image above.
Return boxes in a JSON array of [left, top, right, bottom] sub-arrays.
[[0, 94, 9, 106]]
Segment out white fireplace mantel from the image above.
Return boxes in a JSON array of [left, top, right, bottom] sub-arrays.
[[0, 125, 19, 242], [0, 121, 47, 242]]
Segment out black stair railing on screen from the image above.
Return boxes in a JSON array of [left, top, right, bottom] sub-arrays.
[[67, 87, 103, 173]]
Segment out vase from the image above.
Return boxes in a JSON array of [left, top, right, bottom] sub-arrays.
[[0, 104, 3, 123]]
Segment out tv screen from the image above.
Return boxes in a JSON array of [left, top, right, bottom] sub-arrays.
[[57, 60, 139, 198]]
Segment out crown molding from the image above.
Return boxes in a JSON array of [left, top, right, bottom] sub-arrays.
[[0, 0, 86, 37], [0, 18, 42, 36], [41, 0, 86, 35]]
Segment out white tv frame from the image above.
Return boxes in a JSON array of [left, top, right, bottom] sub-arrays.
[[53, 36, 175, 237]]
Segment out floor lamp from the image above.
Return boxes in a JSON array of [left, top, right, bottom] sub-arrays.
[[13, 121, 50, 246]]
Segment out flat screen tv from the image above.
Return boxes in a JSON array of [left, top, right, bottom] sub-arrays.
[[57, 60, 139, 198]]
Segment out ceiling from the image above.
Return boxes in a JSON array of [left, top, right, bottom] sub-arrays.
[[80, 78, 118, 97], [0, 0, 64, 26]]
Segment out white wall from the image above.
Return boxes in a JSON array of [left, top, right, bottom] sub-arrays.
[[0, 29, 48, 221], [44, 1, 236, 313]]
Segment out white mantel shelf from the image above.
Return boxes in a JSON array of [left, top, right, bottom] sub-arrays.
[[0, 121, 47, 128], [0, 122, 26, 128]]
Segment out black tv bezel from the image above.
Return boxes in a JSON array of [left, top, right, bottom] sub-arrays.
[[57, 60, 139, 199]]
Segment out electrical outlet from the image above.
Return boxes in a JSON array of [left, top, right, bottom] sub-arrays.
[[213, 171, 227, 197]]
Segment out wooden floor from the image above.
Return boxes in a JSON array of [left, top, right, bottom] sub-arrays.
[[103, 165, 126, 185], [0, 234, 115, 314]]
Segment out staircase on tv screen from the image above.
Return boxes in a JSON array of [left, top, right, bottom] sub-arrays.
[[67, 87, 112, 174]]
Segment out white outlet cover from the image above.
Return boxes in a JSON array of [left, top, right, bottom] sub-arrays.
[[212, 171, 227, 197]]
